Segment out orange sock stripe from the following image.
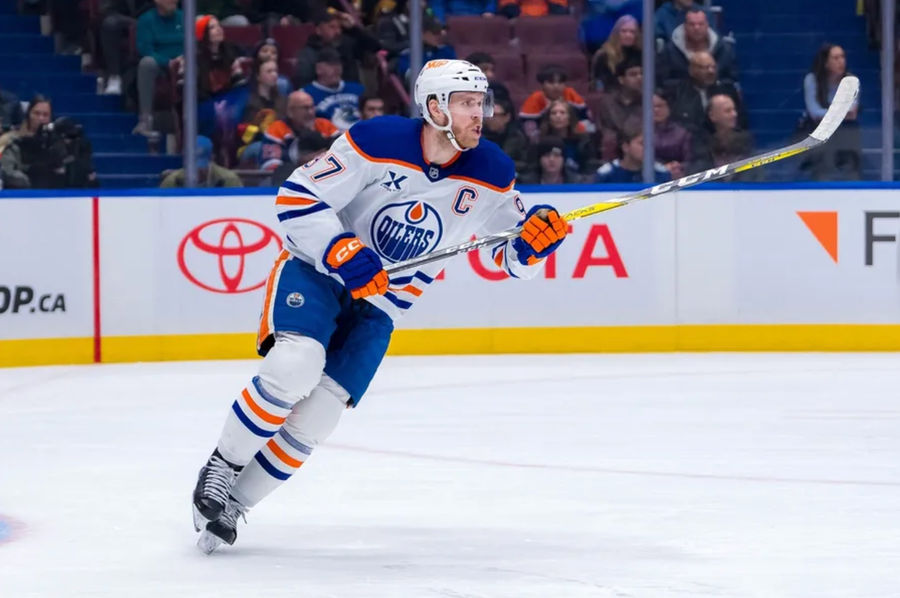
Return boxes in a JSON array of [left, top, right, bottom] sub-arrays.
[[241, 388, 287, 425], [388, 284, 423, 296], [266, 438, 304, 468]]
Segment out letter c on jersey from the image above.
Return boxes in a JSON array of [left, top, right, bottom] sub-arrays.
[[452, 187, 479, 216], [178, 218, 283, 293]]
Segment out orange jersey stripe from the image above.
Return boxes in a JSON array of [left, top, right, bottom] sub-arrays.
[[345, 130, 424, 173], [241, 388, 287, 425], [447, 174, 515, 194], [389, 284, 423, 297], [257, 250, 291, 347], [276, 195, 317, 206], [267, 438, 304, 469]]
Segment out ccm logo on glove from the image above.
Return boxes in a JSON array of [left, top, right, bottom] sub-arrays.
[[323, 233, 389, 299]]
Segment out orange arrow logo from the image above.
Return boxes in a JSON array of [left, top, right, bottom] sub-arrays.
[[797, 211, 838, 262]]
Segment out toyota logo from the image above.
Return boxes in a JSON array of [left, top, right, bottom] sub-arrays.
[[177, 218, 282, 294]]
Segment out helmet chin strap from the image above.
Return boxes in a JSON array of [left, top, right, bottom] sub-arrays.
[[424, 107, 468, 153]]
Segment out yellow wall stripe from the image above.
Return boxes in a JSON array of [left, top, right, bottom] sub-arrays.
[[3, 325, 900, 367]]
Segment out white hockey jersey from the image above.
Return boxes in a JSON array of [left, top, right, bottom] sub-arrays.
[[274, 115, 542, 321]]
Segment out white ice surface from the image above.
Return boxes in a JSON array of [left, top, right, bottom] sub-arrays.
[[1, 353, 899, 598]]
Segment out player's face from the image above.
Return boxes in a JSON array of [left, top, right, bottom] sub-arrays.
[[447, 91, 484, 149]]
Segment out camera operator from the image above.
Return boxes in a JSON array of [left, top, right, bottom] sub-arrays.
[[0, 96, 97, 189]]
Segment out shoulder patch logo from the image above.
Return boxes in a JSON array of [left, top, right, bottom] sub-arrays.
[[381, 170, 408, 191], [370, 201, 443, 263]]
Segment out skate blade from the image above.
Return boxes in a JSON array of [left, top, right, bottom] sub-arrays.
[[197, 530, 224, 555], [192, 505, 209, 533]]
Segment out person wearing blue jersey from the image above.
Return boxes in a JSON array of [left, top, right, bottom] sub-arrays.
[[191, 59, 569, 554], [302, 49, 366, 132]]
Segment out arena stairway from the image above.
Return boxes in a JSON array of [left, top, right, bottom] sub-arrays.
[[717, 0, 886, 180], [0, 3, 180, 188]]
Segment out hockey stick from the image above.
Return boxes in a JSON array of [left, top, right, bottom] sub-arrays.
[[385, 76, 860, 275]]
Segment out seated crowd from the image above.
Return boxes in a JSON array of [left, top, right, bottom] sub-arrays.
[[0, 0, 866, 189]]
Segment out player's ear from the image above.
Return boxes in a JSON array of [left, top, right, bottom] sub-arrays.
[[428, 97, 448, 126]]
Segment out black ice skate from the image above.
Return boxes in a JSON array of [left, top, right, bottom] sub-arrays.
[[197, 497, 247, 555], [192, 449, 242, 531]]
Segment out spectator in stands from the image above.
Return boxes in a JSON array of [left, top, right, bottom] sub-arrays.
[[253, 38, 292, 95], [800, 44, 861, 180], [303, 49, 365, 131], [135, 0, 184, 137], [519, 136, 582, 184], [666, 51, 744, 136], [580, 0, 642, 54], [466, 51, 511, 103], [359, 93, 386, 119], [292, 11, 381, 89], [654, 0, 713, 41], [496, 0, 567, 18], [161, 135, 243, 187], [483, 97, 529, 177], [395, 17, 456, 81], [374, 0, 410, 61], [198, 0, 251, 26], [428, 0, 497, 24], [0, 96, 52, 188], [248, 90, 338, 171], [689, 94, 759, 180], [595, 123, 671, 183], [519, 64, 590, 143], [100, 0, 153, 95], [590, 14, 641, 92], [193, 15, 246, 103], [0, 85, 24, 131], [657, 7, 738, 89], [0, 99, 96, 189], [241, 59, 287, 124], [596, 57, 642, 159], [49, 0, 87, 54], [652, 92, 691, 180], [539, 99, 597, 177]]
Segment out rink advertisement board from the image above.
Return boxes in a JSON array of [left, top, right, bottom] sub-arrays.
[[0, 197, 96, 365], [2, 185, 900, 366]]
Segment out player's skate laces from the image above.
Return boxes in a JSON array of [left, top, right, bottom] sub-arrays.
[[192, 449, 241, 529], [197, 497, 247, 554]]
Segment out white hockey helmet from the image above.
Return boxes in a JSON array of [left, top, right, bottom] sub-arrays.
[[414, 59, 494, 151]]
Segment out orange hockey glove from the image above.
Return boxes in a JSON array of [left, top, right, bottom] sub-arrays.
[[323, 233, 389, 299], [512, 204, 568, 265]]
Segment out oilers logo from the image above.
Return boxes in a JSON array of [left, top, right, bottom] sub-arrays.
[[370, 201, 443, 263]]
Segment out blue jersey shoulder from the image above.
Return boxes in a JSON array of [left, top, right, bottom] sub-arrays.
[[346, 116, 422, 165], [456, 138, 515, 190]]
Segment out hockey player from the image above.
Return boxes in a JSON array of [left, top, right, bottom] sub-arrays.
[[191, 59, 569, 554]]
